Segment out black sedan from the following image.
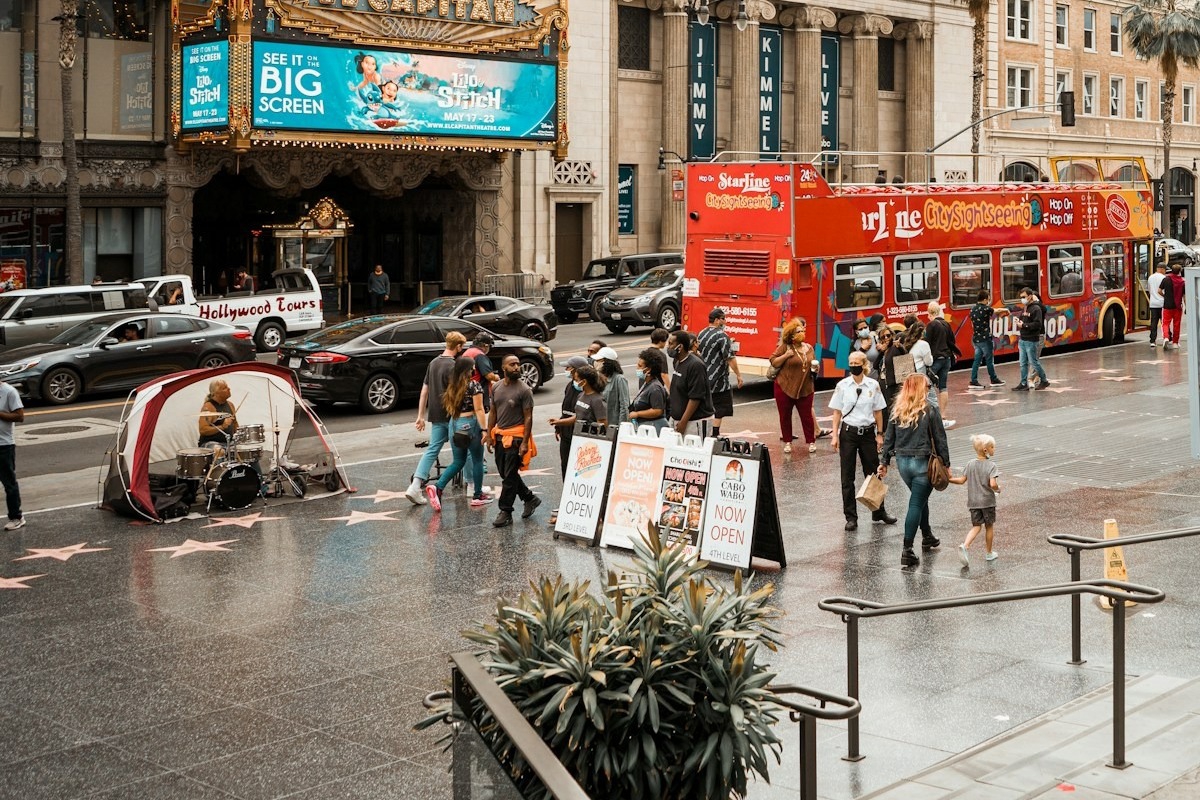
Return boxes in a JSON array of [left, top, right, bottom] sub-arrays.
[[0, 312, 257, 405], [277, 315, 555, 414], [413, 295, 558, 341]]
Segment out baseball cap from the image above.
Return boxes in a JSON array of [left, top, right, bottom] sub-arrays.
[[560, 355, 589, 370], [709, 307, 726, 322], [591, 346, 619, 362], [473, 332, 495, 346]]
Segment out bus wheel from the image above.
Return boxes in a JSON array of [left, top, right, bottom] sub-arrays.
[[1101, 308, 1125, 345]]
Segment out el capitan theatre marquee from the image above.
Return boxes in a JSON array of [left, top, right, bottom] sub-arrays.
[[171, 0, 569, 156]]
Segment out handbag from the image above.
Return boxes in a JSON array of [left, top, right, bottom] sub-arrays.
[[891, 347, 919, 386], [926, 418, 950, 491]]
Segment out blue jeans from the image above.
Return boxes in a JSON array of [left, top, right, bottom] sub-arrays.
[[970, 339, 1000, 383], [414, 421, 450, 482], [896, 455, 933, 548], [436, 417, 484, 497], [1018, 339, 1047, 386]]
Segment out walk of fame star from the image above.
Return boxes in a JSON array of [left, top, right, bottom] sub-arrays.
[[1038, 386, 1079, 393], [1082, 368, 1120, 374], [970, 398, 1013, 406], [202, 512, 283, 529], [352, 489, 409, 504], [1099, 375, 1137, 382], [0, 574, 45, 589], [321, 510, 401, 526], [961, 390, 997, 396], [1135, 360, 1168, 366], [147, 539, 238, 558], [14, 543, 110, 562], [723, 429, 772, 440]]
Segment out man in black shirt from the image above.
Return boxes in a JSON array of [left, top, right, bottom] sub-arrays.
[[1013, 287, 1049, 390], [488, 355, 538, 527], [547, 355, 587, 524], [967, 289, 1005, 388], [667, 330, 713, 436]]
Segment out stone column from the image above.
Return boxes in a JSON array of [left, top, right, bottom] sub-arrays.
[[896, 21, 933, 182], [837, 13, 892, 180], [780, 5, 837, 157], [609, 1, 621, 254], [656, 0, 688, 252], [721, 0, 777, 156]]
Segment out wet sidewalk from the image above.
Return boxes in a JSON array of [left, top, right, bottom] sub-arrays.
[[2, 336, 1200, 799]]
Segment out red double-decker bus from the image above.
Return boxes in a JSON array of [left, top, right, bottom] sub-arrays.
[[680, 156, 1156, 377]]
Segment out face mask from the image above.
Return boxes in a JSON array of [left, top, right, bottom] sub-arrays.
[[670, 345, 682, 358], [637, 369, 646, 379], [849, 364, 864, 376], [857, 329, 871, 340], [572, 381, 582, 391]]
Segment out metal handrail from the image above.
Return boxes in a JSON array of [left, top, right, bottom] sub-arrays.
[[1048, 525, 1200, 666], [771, 684, 860, 800], [818, 579, 1165, 770], [450, 652, 591, 800]]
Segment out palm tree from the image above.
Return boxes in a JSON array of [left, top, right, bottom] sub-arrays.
[[967, 0, 989, 181], [1125, 0, 1200, 233], [57, 0, 83, 285]]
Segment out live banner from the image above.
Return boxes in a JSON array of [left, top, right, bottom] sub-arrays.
[[700, 441, 786, 573], [553, 423, 616, 545], [599, 424, 671, 552]]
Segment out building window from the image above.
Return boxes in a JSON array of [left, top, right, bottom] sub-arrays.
[[878, 37, 895, 91], [1083, 73, 1097, 115], [1056, 5, 1069, 45], [1110, 77, 1124, 117], [1007, 0, 1033, 40], [1007, 66, 1034, 108], [1110, 13, 1122, 54], [1083, 8, 1096, 50], [0, 0, 36, 136], [83, 207, 163, 281], [1185, 86, 1195, 123], [80, 0, 156, 140], [1135, 80, 1148, 119], [1056, 70, 1072, 103], [618, 6, 651, 71]]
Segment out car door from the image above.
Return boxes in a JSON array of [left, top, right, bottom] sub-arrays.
[[84, 318, 158, 391], [8, 295, 63, 348], [463, 298, 516, 334], [148, 315, 205, 374], [378, 320, 440, 399]]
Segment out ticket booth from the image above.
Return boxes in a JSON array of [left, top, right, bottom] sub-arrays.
[[269, 198, 353, 315]]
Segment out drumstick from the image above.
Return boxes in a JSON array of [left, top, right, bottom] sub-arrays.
[[230, 392, 250, 414]]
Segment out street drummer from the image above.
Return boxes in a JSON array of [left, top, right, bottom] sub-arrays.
[[198, 380, 240, 448]]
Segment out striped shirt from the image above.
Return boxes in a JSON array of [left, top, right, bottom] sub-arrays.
[[697, 326, 733, 394]]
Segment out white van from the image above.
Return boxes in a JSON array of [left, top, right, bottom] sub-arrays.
[[0, 283, 149, 350]]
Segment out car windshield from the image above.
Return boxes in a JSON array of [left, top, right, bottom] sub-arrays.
[[0, 296, 19, 319], [582, 259, 619, 279], [631, 268, 682, 289], [299, 318, 384, 345], [50, 319, 112, 345], [414, 298, 460, 316]]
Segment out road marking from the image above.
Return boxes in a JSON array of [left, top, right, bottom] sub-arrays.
[[25, 400, 127, 417]]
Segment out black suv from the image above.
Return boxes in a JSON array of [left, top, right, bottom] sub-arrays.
[[550, 252, 683, 323]]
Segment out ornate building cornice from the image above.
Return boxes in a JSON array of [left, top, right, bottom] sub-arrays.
[[838, 13, 893, 37], [779, 5, 836, 31]]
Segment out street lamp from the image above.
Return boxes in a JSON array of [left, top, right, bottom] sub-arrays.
[[734, 0, 749, 31], [658, 147, 685, 171]]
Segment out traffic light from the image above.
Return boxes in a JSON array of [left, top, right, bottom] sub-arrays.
[[1060, 91, 1076, 127]]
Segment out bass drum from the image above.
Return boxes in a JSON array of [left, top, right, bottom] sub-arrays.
[[206, 462, 261, 511]]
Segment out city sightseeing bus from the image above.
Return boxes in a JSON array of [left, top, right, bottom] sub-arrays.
[[679, 155, 1156, 377]]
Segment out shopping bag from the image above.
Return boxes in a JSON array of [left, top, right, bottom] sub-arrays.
[[856, 473, 888, 511]]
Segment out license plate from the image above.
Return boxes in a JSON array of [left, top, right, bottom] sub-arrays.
[[288, 357, 301, 369], [611, 313, 621, 320]]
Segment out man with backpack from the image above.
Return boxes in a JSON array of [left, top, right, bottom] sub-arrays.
[[1012, 287, 1049, 391]]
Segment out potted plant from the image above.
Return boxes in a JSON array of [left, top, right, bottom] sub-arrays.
[[420, 525, 785, 799]]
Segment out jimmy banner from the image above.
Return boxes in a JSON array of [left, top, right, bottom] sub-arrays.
[[181, 41, 229, 130], [251, 41, 558, 141]]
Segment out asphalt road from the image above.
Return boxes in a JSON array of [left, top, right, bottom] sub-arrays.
[[14, 318, 664, 514]]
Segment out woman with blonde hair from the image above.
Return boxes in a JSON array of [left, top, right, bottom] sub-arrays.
[[878, 373, 950, 567], [770, 318, 821, 453]]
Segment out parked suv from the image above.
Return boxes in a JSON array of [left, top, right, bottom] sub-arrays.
[[598, 266, 684, 333], [550, 252, 682, 323], [0, 283, 149, 350]]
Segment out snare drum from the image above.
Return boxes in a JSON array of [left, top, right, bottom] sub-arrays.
[[232, 443, 263, 463], [236, 424, 266, 447], [176, 448, 214, 479], [205, 462, 260, 511]]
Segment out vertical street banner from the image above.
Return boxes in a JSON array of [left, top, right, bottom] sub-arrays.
[[554, 428, 616, 544], [656, 443, 713, 558], [118, 52, 154, 133], [759, 27, 781, 161], [821, 35, 840, 160], [688, 21, 716, 160], [701, 453, 761, 569], [21, 52, 34, 130], [181, 41, 230, 130], [600, 429, 668, 552], [617, 164, 636, 235]]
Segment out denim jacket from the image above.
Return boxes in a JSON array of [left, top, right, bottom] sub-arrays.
[[880, 406, 950, 467]]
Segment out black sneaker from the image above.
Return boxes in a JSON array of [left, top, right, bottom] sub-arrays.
[[521, 495, 542, 519], [1011, 384, 1029, 391], [493, 511, 513, 528], [968, 381, 984, 389], [1034, 380, 1051, 390], [990, 378, 1006, 386]]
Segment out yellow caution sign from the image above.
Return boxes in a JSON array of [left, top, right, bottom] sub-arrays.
[[1101, 518, 1136, 609]]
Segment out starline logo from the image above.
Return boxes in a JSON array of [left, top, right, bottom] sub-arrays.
[[717, 172, 772, 194]]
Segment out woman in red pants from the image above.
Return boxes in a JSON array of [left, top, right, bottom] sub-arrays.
[[771, 318, 821, 453]]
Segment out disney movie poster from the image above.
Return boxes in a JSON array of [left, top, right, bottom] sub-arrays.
[[251, 41, 558, 141]]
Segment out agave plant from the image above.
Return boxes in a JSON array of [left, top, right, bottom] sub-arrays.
[[419, 524, 784, 799]]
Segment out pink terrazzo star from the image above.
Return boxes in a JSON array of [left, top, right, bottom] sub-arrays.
[[14, 543, 110, 562]]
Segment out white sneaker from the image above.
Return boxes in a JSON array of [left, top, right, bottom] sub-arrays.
[[1151, 341, 1157, 348], [958, 544, 969, 567], [943, 419, 956, 430], [405, 480, 428, 505], [3, 517, 24, 531], [985, 550, 998, 561], [783, 442, 792, 454]]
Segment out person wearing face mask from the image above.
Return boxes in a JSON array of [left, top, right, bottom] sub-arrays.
[[829, 351, 896, 531], [667, 330, 714, 437], [628, 348, 669, 432], [1012, 287, 1049, 390], [487, 354, 539, 527], [851, 320, 878, 370], [592, 346, 629, 425], [770, 318, 820, 453], [547, 355, 588, 524]]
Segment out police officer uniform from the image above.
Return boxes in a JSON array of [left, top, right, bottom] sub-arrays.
[[829, 372, 896, 530]]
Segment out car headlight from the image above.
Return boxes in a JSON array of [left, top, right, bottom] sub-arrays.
[[571, 289, 583, 298], [0, 359, 39, 376], [538, 345, 552, 356]]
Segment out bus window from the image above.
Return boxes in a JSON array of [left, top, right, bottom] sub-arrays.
[[1091, 242, 1126, 292], [1048, 244, 1085, 297], [949, 251, 991, 308], [894, 254, 939, 304], [1000, 247, 1039, 301], [835, 258, 884, 311]]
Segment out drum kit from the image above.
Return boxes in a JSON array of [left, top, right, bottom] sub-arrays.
[[176, 421, 307, 512]]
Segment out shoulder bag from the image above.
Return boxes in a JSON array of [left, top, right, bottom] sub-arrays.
[[891, 346, 919, 386], [926, 416, 950, 491]]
